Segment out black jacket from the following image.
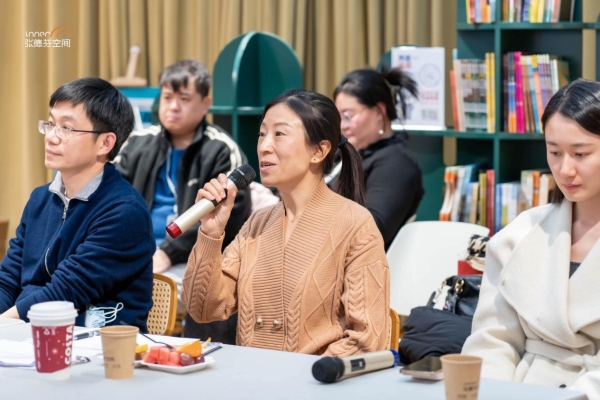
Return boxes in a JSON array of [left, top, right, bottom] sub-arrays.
[[114, 119, 252, 264], [362, 131, 423, 248], [329, 131, 424, 250]]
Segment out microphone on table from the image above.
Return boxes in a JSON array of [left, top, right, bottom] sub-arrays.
[[312, 350, 400, 383], [166, 164, 256, 238]]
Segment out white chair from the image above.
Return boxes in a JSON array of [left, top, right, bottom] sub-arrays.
[[386, 221, 489, 317], [405, 214, 417, 224]]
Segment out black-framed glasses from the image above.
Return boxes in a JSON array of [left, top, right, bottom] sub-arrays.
[[38, 120, 106, 140]]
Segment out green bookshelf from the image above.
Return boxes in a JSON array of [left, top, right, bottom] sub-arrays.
[[382, 0, 587, 222], [210, 31, 303, 174]]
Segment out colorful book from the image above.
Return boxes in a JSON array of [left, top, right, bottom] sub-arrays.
[[453, 59, 467, 132], [522, 0, 531, 21], [514, 52, 525, 133], [495, 183, 503, 233], [450, 70, 460, 130], [479, 171, 487, 227], [539, 173, 556, 205], [531, 55, 544, 131], [469, 182, 480, 224], [486, 170, 495, 233]]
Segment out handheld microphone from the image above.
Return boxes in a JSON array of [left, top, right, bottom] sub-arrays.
[[311, 350, 399, 383], [166, 164, 256, 238]]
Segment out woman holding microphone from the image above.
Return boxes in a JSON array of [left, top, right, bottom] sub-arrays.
[[181, 89, 389, 356]]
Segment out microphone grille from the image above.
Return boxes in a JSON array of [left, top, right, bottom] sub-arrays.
[[311, 357, 344, 383], [228, 164, 257, 190]]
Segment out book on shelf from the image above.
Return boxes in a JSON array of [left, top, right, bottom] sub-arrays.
[[469, 182, 480, 224], [450, 55, 495, 133], [466, 0, 576, 23], [486, 170, 495, 233], [439, 167, 457, 221], [539, 173, 556, 205], [440, 166, 557, 233], [478, 0, 576, 23], [439, 164, 480, 222], [390, 46, 446, 130], [479, 171, 487, 228], [466, 0, 497, 23], [503, 52, 569, 133]]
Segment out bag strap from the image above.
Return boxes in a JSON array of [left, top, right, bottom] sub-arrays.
[[426, 278, 449, 307], [427, 276, 467, 309]]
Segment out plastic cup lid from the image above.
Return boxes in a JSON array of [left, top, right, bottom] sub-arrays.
[[27, 301, 77, 320]]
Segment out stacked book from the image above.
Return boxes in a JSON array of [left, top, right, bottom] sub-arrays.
[[503, 52, 569, 133], [439, 165, 556, 233], [465, 0, 497, 23], [450, 54, 496, 133], [501, 0, 575, 23], [439, 166, 494, 232]]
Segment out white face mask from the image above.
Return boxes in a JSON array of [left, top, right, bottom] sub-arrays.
[[84, 302, 124, 328]]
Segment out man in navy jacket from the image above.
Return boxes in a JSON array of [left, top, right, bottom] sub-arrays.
[[0, 78, 155, 331]]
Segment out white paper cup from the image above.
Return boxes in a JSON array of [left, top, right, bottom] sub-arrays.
[[27, 301, 78, 381]]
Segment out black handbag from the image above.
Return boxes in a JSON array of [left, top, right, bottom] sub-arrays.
[[399, 275, 482, 365], [439, 275, 482, 318]]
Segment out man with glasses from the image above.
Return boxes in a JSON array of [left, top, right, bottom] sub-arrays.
[[0, 77, 155, 332]]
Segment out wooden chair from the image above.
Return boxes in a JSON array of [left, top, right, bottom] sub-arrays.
[[0, 219, 9, 261], [147, 273, 177, 336], [388, 308, 401, 351]]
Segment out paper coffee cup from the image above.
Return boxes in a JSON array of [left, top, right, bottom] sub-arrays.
[[441, 354, 483, 400], [99, 325, 139, 379], [27, 301, 78, 381]]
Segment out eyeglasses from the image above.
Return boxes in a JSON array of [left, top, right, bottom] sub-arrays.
[[38, 120, 105, 140], [340, 109, 365, 125]]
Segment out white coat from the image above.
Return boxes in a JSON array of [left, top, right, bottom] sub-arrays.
[[462, 200, 600, 399]]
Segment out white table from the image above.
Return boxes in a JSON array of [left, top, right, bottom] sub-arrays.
[[0, 317, 25, 329], [0, 324, 586, 400]]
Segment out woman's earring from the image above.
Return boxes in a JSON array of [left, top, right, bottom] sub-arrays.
[[378, 129, 384, 135]]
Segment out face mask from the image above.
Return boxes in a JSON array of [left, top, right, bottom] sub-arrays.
[[84, 302, 124, 328]]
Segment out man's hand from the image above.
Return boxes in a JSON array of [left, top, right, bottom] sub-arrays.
[[153, 249, 172, 274], [0, 306, 20, 319]]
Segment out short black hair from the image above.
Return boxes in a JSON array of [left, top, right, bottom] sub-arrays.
[[49, 77, 134, 161], [159, 59, 211, 97]]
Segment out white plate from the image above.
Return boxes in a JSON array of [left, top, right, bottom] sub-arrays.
[[140, 357, 215, 374]]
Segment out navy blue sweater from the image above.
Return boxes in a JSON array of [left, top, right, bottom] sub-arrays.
[[0, 163, 155, 331]]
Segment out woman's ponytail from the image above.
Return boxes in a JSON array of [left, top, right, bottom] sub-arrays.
[[334, 138, 366, 207]]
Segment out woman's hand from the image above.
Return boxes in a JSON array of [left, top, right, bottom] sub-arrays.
[[196, 173, 237, 239]]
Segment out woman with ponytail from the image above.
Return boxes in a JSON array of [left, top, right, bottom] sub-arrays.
[[182, 89, 390, 356], [332, 67, 424, 249]]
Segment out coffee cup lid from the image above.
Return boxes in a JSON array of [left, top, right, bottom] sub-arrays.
[[27, 301, 77, 320]]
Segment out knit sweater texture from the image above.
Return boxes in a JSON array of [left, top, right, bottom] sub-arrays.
[[182, 182, 390, 356]]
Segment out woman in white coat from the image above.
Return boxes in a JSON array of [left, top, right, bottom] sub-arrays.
[[462, 78, 600, 399]]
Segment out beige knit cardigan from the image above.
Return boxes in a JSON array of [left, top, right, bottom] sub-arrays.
[[182, 181, 390, 356]]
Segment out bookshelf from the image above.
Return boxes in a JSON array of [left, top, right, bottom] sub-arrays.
[[381, 1, 589, 222], [210, 31, 302, 175]]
